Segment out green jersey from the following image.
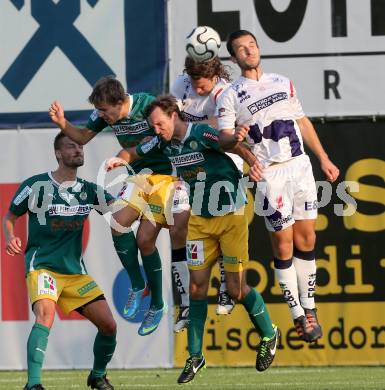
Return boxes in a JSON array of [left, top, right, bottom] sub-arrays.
[[137, 123, 246, 217], [9, 172, 114, 275], [86, 92, 172, 175]]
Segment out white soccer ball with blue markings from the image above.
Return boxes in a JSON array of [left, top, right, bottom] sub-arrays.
[[185, 26, 221, 62]]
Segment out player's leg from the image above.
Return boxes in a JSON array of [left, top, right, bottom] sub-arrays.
[[136, 220, 166, 336], [216, 255, 235, 315], [291, 155, 322, 341], [81, 298, 116, 390], [220, 212, 278, 372], [177, 215, 218, 384], [58, 274, 114, 389], [256, 164, 312, 339], [25, 270, 59, 390], [111, 185, 146, 319], [293, 219, 322, 341], [169, 209, 190, 333], [177, 267, 211, 384]]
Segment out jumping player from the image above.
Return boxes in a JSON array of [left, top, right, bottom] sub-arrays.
[[217, 30, 340, 342]]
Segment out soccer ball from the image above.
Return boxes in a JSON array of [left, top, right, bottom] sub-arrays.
[[185, 26, 221, 62]]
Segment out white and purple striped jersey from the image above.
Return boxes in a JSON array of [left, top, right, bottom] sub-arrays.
[[217, 73, 306, 168], [171, 74, 229, 122]]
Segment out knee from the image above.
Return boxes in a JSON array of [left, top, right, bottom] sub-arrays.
[[169, 224, 187, 246], [137, 234, 155, 255], [274, 240, 293, 259], [99, 318, 117, 336], [190, 281, 206, 299], [295, 231, 316, 251], [227, 285, 243, 301]]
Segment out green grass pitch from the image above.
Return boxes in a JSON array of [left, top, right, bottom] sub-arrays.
[[1, 367, 384, 389]]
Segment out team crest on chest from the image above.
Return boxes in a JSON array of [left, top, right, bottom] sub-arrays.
[[189, 140, 198, 150]]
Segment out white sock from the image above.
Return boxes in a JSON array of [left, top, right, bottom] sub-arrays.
[[218, 256, 228, 293], [274, 258, 304, 320], [293, 251, 316, 310], [172, 261, 190, 307]]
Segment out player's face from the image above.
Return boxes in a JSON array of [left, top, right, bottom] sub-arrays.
[[149, 107, 175, 141], [95, 101, 123, 124], [57, 137, 84, 168], [191, 77, 217, 96], [231, 35, 260, 70]]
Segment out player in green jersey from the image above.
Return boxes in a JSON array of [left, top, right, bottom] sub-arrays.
[[3, 133, 116, 390], [106, 96, 279, 384], [49, 76, 190, 335]]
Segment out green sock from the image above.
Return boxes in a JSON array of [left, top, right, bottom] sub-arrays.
[[142, 249, 163, 309], [27, 323, 50, 387], [188, 299, 208, 358], [92, 332, 117, 378], [241, 288, 275, 339], [113, 232, 145, 290]]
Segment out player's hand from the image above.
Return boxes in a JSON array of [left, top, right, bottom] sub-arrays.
[[49, 100, 66, 128], [6, 237, 22, 256], [248, 160, 263, 182], [320, 158, 340, 183], [234, 124, 250, 142], [105, 157, 128, 172]]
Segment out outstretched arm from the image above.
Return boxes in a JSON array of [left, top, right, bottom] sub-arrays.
[[105, 146, 142, 172], [49, 100, 97, 145], [3, 211, 23, 256], [297, 116, 340, 182]]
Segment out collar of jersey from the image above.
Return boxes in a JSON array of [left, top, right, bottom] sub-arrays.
[[48, 171, 78, 189], [181, 123, 193, 144]]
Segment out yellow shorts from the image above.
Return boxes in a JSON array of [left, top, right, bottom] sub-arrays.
[[117, 174, 181, 226], [26, 269, 104, 314], [186, 209, 249, 272]]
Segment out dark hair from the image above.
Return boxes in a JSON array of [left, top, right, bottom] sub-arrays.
[[144, 95, 184, 120], [88, 75, 127, 106], [184, 56, 230, 82], [226, 30, 258, 56], [54, 132, 67, 151]]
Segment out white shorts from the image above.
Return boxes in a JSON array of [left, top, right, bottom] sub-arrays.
[[255, 154, 317, 232]]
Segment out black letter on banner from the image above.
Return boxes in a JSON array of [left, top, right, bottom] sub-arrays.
[[253, 0, 307, 42], [2, 0, 114, 99], [197, 0, 240, 41], [331, 0, 347, 37], [371, 0, 385, 35], [324, 70, 341, 99]]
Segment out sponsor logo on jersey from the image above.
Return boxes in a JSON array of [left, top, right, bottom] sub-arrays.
[[48, 204, 92, 216], [181, 111, 208, 122], [113, 121, 149, 135], [247, 92, 288, 114], [13, 185, 32, 205], [237, 89, 251, 103], [203, 132, 219, 142], [90, 110, 99, 121], [141, 136, 159, 154], [169, 152, 205, 167]]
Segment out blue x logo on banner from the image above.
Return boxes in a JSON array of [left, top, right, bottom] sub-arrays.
[[2, 0, 114, 99]]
